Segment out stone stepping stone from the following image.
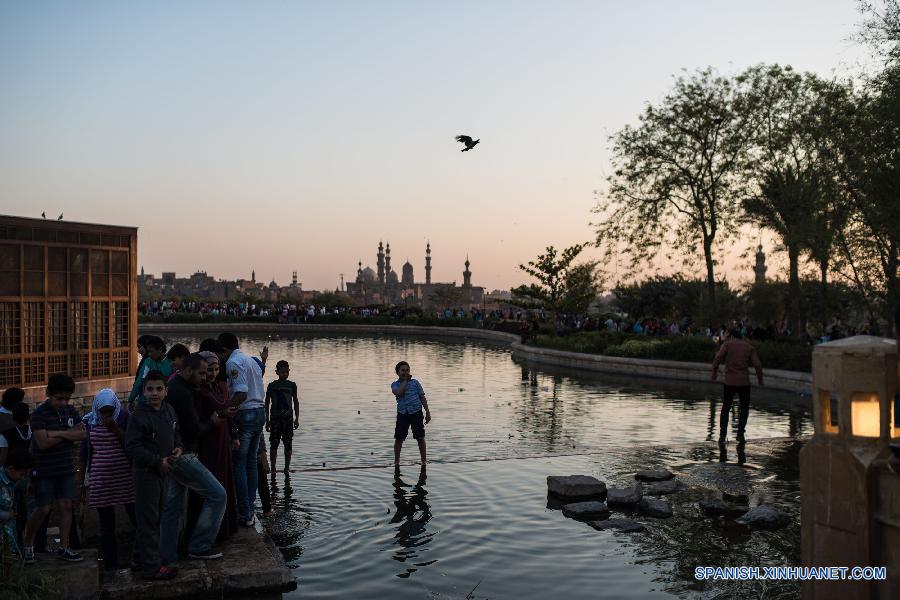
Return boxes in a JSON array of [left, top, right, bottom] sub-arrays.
[[645, 479, 681, 496], [606, 484, 642, 507], [638, 497, 673, 518], [547, 475, 607, 500], [561, 501, 610, 520], [699, 499, 746, 517], [588, 518, 645, 533], [735, 505, 788, 529], [635, 469, 674, 482]]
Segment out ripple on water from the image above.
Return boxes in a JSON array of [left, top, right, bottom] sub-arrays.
[[162, 334, 807, 599]]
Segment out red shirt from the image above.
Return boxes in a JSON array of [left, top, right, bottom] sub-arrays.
[[712, 339, 763, 386]]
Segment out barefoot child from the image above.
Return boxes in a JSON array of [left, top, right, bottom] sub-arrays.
[[390, 362, 432, 468], [264, 361, 299, 475]]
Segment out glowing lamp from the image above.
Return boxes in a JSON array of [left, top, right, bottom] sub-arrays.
[[850, 393, 881, 438], [801, 336, 899, 599]]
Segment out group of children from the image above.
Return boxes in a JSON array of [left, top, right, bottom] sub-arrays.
[[0, 335, 434, 581], [0, 332, 304, 582]]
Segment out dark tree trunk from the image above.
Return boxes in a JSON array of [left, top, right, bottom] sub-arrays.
[[819, 257, 830, 331], [703, 239, 717, 327], [787, 244, 801, 338]]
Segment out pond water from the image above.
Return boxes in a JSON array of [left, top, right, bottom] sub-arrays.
[[175, 333, 812, 599]]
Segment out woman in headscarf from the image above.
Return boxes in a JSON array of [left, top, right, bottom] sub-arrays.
[[78, 389, 135, 571], [188, 351, 239, 540]]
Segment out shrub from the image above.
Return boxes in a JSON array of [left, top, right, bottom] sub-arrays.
[[534, 331, 629, 354], [751, 340, 812, 372], [531, 333, 811, 371]]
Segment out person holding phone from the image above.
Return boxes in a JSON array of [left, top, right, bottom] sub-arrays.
[[391, 361, 432, 470]]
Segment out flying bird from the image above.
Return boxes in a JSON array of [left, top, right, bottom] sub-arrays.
[[455, 135, 480, 152], [57, 213, 63, 220], [41, 211, 46, 218]]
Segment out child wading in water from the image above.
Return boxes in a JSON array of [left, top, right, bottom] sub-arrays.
[[264, 360, 299, 476], [390, 362, 431, 469]]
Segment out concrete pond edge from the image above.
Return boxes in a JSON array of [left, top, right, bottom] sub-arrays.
[[140, 322, 812, 395]]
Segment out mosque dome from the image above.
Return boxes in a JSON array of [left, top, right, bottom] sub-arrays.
[[387, 270, 399, 284], [401, 261, 414, 285], [361, 266, 376, 283]]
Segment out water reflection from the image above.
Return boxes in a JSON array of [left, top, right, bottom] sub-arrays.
[[718, 441, 747, 465], [390, 466, 433, 578]]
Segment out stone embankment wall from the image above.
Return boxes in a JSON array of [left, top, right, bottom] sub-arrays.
[[141, 323, 812, 395]]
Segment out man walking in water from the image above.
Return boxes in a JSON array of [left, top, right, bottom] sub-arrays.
[[712, 328, 764, 443], [391, 361, 431, 470]]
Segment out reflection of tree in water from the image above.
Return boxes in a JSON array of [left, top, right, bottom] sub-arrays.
[[512, 370, 569, 453], [390, 467, 435, 578]]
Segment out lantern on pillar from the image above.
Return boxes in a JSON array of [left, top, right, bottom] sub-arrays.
[[800, 335, 899, 599]]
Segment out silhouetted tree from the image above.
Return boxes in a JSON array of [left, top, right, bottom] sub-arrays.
[[595, 68, 757, 325], [511, 244, 592, 314], [738, 65, 852, 335], [832, 64, 900, 332]]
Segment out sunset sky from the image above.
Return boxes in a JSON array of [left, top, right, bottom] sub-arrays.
[[0, 1, 870, 292]]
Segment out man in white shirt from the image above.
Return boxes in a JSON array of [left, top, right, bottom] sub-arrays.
[[218, 332, 266, 526]]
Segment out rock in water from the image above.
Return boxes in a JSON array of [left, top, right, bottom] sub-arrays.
[[547, 475, 607, 500], [638, 497, 673, 518], [561, 501, 610, 520], [635, 469, 674, 482], [735, 505, 788, 529], [646, 479, 681, 496], [699, 499, 744, 517], [588, 518, 645, 533], [606, 484, 643, 507]]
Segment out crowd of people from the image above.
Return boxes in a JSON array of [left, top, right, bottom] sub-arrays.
[[0, 332, 302, 581], [0, 329, 434, 581], [140, 299, 500, 322], [141, 298, 874, 346]]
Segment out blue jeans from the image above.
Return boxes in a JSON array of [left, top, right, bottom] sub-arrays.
[[159, 453, 226, 562], [233, 407, 265, 521]]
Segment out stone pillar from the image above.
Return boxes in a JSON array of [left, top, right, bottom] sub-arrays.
[[800, 336, 899, 599]]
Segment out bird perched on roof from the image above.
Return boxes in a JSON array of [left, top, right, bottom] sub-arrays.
[[57, 213, 63, 220], [455, 135, 480, 152], [41, 211, 46, 218]]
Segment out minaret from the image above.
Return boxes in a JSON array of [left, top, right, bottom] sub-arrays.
[[385, 242, 393, 280], [463, 255, 472, 287], [251, 269, 256, 283], [140, 266, 144, 277], [292, 271, 298, 287], [425, 242, 432, 285], [754, 244, 767, 284], [356, 260, 363, 283], [377, 241, 385, 284]]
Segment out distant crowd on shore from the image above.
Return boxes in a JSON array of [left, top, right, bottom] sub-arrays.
[[0, 332, 301, 581], [139, 299, 872, 345], [139, 300, 491, 321]]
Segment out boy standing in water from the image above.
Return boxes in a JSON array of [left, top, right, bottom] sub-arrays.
[[390, 362, 432, 469], [264, 360, 299, 476]]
